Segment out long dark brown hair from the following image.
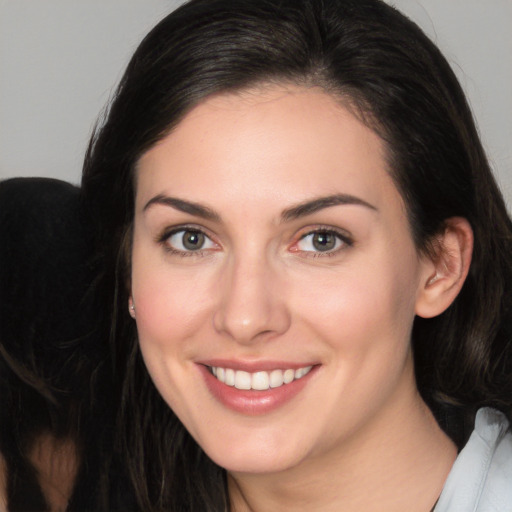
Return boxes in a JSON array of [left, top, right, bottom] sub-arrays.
[[81, 0, 512, 509], [0, 178, 113, 511]]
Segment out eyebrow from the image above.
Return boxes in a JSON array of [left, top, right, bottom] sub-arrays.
[[143, 194, 221, 221], [143, 193, 376, 223], [280, 194, 377, 221]]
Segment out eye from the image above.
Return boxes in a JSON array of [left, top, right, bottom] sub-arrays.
[[163, 228, 217, 253], [294, 229, 351, 254]]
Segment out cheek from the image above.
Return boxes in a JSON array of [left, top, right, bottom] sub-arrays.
[[134, 274, 215, 346], [130, 251, 216, 413], [290, 249, 420, 355], [130, 242, 217, 354]]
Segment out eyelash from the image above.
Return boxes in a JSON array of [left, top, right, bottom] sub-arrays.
[[156, 225, 353, 258], [291, 227, 353, 258], [157, 225, 218, 257]]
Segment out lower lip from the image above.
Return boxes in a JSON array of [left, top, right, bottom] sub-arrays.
[[198, 365, 318, 415]]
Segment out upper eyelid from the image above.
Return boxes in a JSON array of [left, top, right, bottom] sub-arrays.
[[296, 225, 353, 242], [157, 226, 219, 256], [288, 226, 354, 258], [155, 223, 353, 250], [157, 223, 215, 242]]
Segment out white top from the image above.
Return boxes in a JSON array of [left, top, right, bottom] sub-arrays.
[[435, 408, 512, 511]]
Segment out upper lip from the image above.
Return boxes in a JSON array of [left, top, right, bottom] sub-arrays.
[[197, 359, 319, 372]]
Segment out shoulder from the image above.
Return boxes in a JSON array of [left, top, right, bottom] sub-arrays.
[[476, 409, 512, 510], [436, 408, 512, 511]]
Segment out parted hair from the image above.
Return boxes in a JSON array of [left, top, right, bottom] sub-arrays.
[[81, 0, 512, 509]]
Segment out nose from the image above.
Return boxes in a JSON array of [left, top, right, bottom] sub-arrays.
[[213, 253, 291, 345]]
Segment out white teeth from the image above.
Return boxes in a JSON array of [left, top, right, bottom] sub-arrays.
[[283, 369, 295, 384], [210, 365, 313, 390], [269, 369, 284, 388], [235, 370, 252, 390], [295, 366, 312, 379], [225, 368, 235, 386], [252, 371, 270, 390]]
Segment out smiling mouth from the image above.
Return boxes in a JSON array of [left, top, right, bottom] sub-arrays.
[[208, 365, 313, 391]]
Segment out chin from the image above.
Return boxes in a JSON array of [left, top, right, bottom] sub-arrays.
[[211, 452, 302, 475], [198, 430, 310, 475]]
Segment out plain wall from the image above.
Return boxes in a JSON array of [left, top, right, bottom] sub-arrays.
[[1, 0, 511, 205]]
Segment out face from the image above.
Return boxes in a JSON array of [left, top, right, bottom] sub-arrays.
[[131, 85, 433, 474]]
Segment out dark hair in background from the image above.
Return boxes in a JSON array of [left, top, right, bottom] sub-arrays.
[[81, 0, 512, 510], [0, 178, 114, 511]]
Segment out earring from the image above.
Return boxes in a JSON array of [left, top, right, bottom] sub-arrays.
[[129, 301, 136, 318]]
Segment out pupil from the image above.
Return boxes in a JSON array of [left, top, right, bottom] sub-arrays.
[[183, 231, 204, 250], [313, 232, 335, 251]]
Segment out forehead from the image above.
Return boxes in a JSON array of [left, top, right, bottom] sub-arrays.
[[135, 85, 403, 219]]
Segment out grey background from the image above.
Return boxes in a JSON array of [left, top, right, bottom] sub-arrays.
[[1, 0, 511, 206]]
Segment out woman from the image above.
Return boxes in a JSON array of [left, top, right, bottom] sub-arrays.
[[82, 0, 512, 510], [0, 178, 113, 511]]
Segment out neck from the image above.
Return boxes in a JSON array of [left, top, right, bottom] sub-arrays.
[[228, 384, 456, 512]]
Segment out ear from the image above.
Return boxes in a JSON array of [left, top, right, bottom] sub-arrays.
[[128, 296, 136, 318], [415, 217, 473, 319]]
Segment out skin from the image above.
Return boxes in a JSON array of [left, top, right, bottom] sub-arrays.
[[130, 85, 472, 511], [0, 436, 77, 512], [28, 434, 78, 512]]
